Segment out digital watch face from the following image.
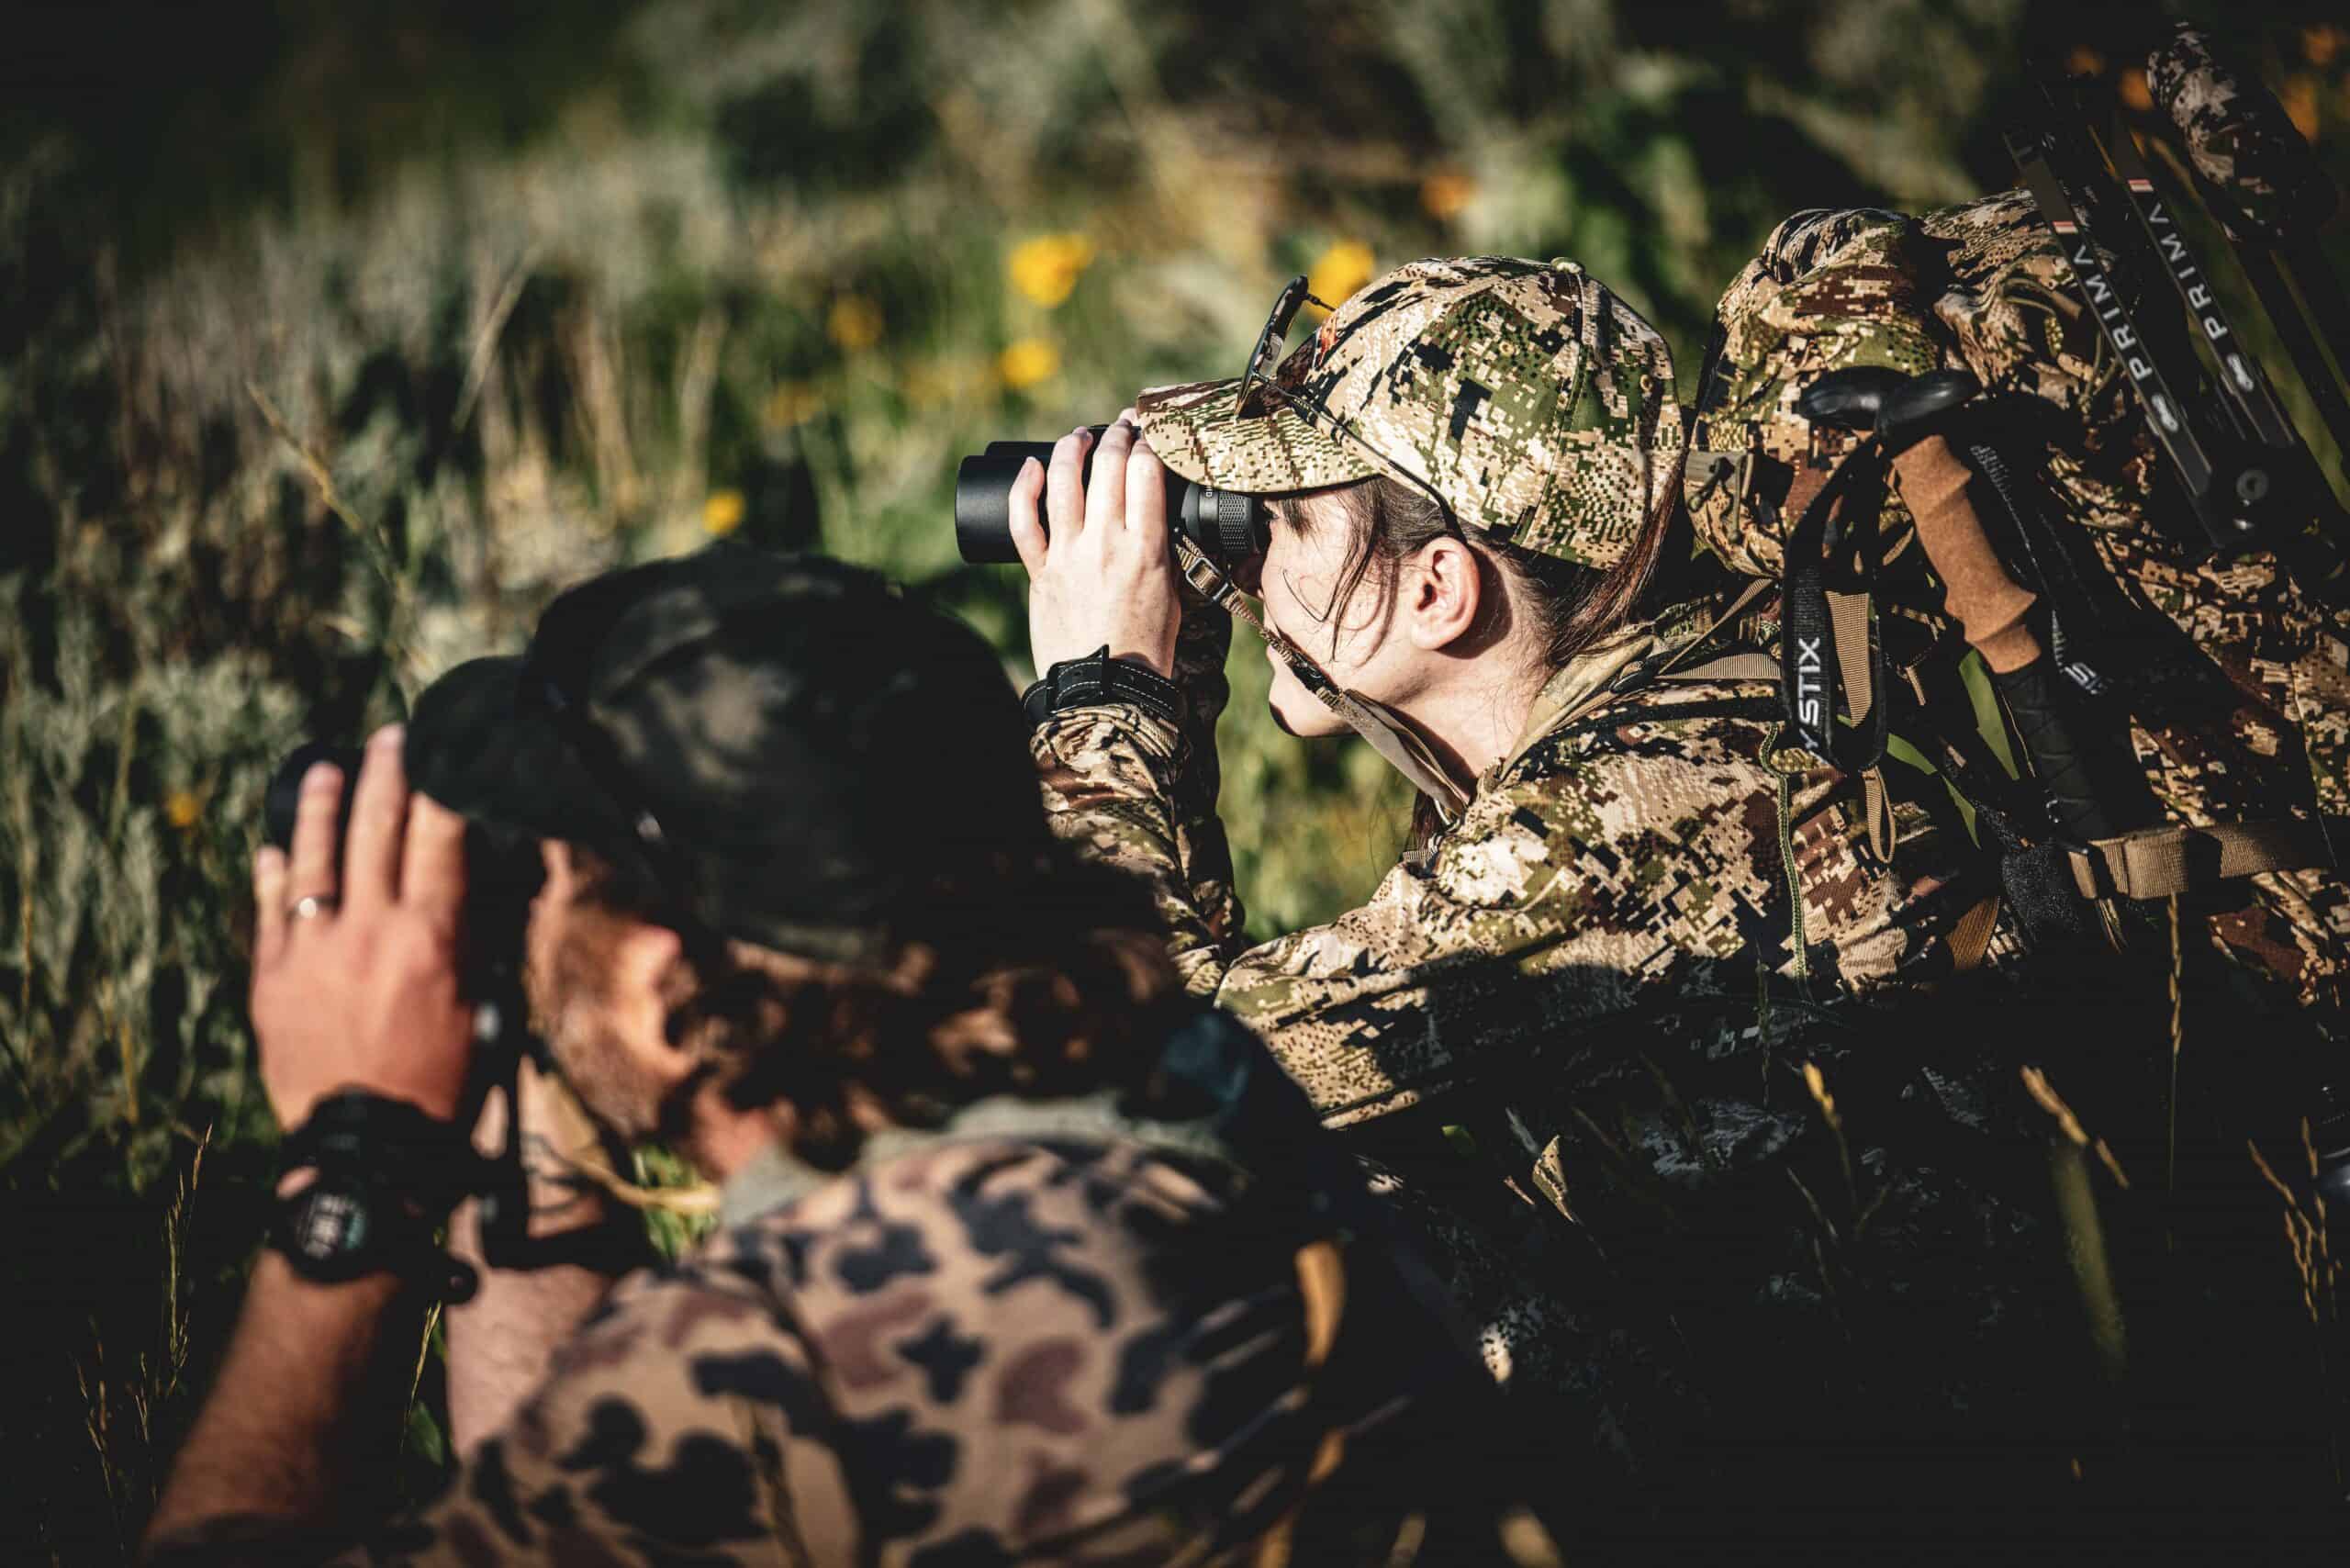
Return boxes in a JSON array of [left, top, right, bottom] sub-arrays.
[[275, 1179, 379, 1281], [295, 1186, 367, 1254]]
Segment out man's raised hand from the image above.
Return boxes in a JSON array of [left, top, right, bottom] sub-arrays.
[[251, 724, 476, 1129]]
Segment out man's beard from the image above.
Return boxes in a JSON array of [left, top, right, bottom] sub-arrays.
[[525, 911, 672, 1143]]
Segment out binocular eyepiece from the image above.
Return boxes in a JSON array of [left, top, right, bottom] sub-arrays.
[[955, 426, 1270, 567]]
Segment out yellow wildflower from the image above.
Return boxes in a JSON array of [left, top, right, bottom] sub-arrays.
[[827, 295, 883, 352], [1419, 171, 1476, 221], [902, 357, 990, 409], [2281, 76, 2319, 142], [1007, 233, 1097, 308], [761, 383, 824, 431], [163, 790, 203, 830], [702, 489, 746, 536], [1306, 241, 1376, 313], [998, 337, 1061, 390]]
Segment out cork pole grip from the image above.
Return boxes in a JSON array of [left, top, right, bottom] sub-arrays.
[[1888, 434, 2043, 672]]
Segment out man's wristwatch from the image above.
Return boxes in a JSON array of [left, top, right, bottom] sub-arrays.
[[1022, 645, 1182, 728], [271, 1171, 422, 1283], [267, 1091, 483, 1299]]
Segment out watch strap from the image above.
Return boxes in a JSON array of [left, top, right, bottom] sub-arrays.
[[1022, 645, 1182, 728], [268, 1170, 480, 1299], [269, 1091, 485, 1299], [276, 1090, 482, 1208]]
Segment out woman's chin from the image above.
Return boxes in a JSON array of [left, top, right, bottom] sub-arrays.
[[1266, 688, 1343, 739]]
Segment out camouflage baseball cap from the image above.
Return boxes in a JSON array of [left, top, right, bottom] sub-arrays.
[[1136, 256, 1685, 568]]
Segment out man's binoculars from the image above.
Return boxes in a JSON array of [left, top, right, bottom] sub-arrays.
[[955, 426, 1270, 566]]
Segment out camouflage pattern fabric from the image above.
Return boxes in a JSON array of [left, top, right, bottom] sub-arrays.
[[1689, 193, 2161, 579], [1033, 592, 2114, 1533], [1695, 189, 2349, 1033], [2146, 24, 2330, 241], [335, 1116, 1497, 1566], [1136, 257, 1684, 568], [1685, 205, 1942, 578]]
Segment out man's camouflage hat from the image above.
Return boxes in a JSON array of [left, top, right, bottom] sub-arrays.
[[1136, 256, 1685, 569], [407, 543, 1052, 964]]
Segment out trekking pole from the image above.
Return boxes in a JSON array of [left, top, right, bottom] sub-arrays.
[[1795, 367, 2134, 846]]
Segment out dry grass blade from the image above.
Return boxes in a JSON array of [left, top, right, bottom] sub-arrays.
[[560, 1146, 721, 1217], [2020, 1066, 2131, 1190], [2049, 1143, 2130, 1388], [450, 246, 541, 438]]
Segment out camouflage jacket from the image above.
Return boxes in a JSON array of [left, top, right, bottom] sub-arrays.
[[1033, 596, 2098, 1510], [1696, 191, 2349, 1032], [332, 1038, 1516, 1566]]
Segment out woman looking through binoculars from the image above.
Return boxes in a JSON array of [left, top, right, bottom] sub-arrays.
[[1007, 254, 2081, 1544]]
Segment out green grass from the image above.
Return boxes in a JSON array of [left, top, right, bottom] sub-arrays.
[[4, 2, 2344, 1557]]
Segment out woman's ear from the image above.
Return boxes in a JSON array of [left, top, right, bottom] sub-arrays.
[[1404, 534, 1484, 653]]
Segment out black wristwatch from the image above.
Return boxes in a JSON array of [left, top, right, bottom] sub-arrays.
[[1022, 645, 1183, 728], [266, 1091, 482, 1299], [271, 1171, 415, 1283]]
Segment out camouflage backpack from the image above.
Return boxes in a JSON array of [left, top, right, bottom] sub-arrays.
[[1683, 189, 2348, 1029]]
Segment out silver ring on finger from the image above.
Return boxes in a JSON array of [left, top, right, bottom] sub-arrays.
[[288, 894, 339, 922]]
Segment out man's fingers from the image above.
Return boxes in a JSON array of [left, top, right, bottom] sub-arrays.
[[340, 724, 409, 913], [284, 760, 346, 914], [1125, 436, 1170, 553], [1046, 427, 1091, 547], [399, 793, 471, 935], [1007, 456, 1049, 577], [1086, 420, 1136, 535], [253, 847, 288, 968]]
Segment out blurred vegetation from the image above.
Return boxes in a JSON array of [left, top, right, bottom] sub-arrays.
[[4, 0, 2347, 1558]]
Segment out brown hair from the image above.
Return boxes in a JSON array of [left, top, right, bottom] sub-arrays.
[[1275, 469, 1684, 675], [568, 846, 1184, 1171]]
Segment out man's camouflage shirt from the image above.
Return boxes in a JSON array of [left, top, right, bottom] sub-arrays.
[[331, 1094, 1486, 1566]]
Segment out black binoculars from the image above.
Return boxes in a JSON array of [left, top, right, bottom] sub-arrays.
[[954, 426, 1270, 567]]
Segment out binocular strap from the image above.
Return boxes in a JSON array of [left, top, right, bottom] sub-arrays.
[[1175, 538, 1474, 822]]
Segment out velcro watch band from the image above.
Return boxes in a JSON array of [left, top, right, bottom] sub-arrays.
[[1022, 645, 1182, 728], [276, 1090, 480, 1205]]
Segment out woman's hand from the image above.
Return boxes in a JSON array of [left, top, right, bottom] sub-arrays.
[[1007, 413, 1182, 679], [250, 724, 476, 1130]]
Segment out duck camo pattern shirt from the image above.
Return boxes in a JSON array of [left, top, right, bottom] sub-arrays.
[[333, 1135, 1436, 1566]]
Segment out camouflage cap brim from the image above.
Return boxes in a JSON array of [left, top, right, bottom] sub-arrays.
[[1136, 377, 1384, 494], [1145, 257, 1688, 570]]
